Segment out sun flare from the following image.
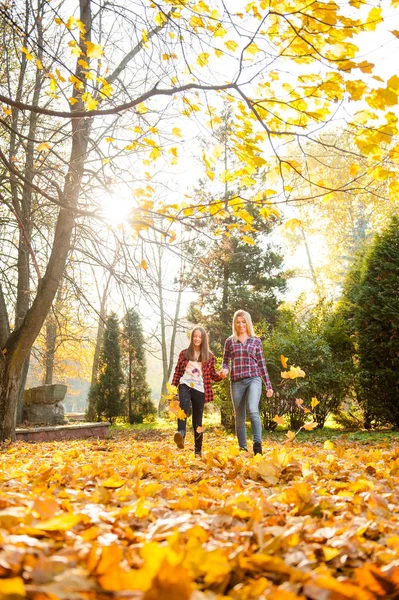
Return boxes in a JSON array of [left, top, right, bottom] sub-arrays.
[[99, 194, 132, 226]]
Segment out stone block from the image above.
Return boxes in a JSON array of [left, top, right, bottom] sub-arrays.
[[24, 384, 67, 406], [23, 402, 67, 425]]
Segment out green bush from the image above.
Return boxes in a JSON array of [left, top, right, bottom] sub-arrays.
[[355, 216, 399, 428], [263, 303, 350, 429]]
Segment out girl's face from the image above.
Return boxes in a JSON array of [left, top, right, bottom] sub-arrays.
[[193, 329, 202, 349], [236, 316, 247, 335]]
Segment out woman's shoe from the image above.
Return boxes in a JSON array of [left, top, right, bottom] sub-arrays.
[[174, 432, 184, 449], [195, 451, 202, 458], [253, 442, 262, 455], [239, 446, 248, 452]]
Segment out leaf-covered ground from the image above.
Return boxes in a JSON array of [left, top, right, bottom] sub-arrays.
[[1, 427, 399, 599]]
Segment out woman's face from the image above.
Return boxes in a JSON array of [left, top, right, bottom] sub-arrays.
[[193, 329, 202, 349], [236, 316, 247, 335]]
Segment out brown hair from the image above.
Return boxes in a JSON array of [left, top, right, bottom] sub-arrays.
[[184, 326, 210, 363], [232, 309, 255, 340]]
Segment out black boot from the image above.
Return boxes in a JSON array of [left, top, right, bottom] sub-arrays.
[[253, 442, 262, 455]]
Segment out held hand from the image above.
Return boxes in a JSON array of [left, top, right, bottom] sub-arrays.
[[220, 369, 228, 379], [266, 389, 273, 398]]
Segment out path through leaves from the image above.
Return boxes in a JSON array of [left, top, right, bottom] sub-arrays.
[[1, 429, 399, 599]]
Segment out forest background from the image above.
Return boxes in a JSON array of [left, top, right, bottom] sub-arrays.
[[2, 0, 399, 439]]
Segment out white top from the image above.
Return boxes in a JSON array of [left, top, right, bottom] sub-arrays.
[[179, 361, 204, 393]]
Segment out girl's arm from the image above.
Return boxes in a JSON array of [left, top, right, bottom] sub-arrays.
[[209, 354, 223, 382], [171, 351, 186, 388]]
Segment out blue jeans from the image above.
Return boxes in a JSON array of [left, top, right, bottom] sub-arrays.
[[231, 377, 262, 448], [177, 384, 205, 452]]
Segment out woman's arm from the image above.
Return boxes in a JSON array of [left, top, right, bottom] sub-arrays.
[[222, 338, 231, 372], [255, 339, 273, 392]]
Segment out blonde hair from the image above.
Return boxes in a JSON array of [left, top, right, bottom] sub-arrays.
[[232, 310, 255, 339]]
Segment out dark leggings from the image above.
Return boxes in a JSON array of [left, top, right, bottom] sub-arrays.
[[177, 383, 205, 452]]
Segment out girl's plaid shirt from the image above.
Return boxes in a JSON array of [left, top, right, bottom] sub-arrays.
[[222, 336, 272, 391], [172, 351, 223, 403]]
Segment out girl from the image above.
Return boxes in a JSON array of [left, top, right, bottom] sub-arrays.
[[221, 309, 273, 455], [171, 326, 222, 457]]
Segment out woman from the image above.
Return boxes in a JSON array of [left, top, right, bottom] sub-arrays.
[[171, 326, 222, 457], [221, 309, 273, 455]]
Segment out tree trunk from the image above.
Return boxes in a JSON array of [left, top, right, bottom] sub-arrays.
[[44, 315, 57, 385], [0, 0, 92, 442]]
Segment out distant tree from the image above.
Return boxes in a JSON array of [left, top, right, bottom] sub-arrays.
[[355, 216, 399, 428], [91, 313, 123, 423], [122, 308, 155, 424]]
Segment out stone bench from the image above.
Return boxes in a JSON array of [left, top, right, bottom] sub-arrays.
[[15, 422, 110, 442]]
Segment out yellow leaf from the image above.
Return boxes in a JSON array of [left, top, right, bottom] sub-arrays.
[[37, 513, 83, 531], [37, 142, 51, 152], [363, 7, 382, 32], [69, 75, 84, 90], [101, 476, 126, 489], [2, 106, 12, 116], [196, 426, 205, 433], [21, 46, 33, 60], [85, 41, 104, 58], [242, 235, 255, 245], [295, 398, 304, 407], [280, 354, 288, 368], [0, 577, 25, 596], [99, 83, 114, 99], [324, 440, 335, 450], [166, 382, 178, 396], [197, 52, 210, 67], [322, 547, 341, 561], [286, 431, 296, 441], [154, 11, 168, 26], [284, 218, 302, 232], [65, 16, 86, 34], [68, 97, 79, 105], [36, 59, 43, 70], [311, 397, 320, 409], [303, 421, 318, 431], [225, 40, 238, 52], [177, 409, 187, 420], [273, 415, 285, 426], [172, 127, 182, 137], [105, 137, 114, 143], [246, 43, 260, 55], [139, 259, 148, 270], [190, 15, 205, 28]]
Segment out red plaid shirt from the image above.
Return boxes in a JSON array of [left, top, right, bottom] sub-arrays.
[[222, 336, 272, 391], [172, 351, 222, 403]]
